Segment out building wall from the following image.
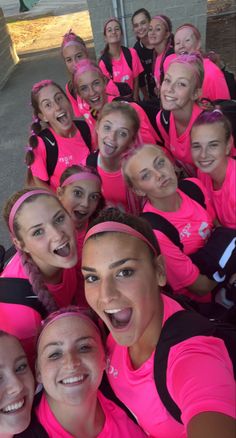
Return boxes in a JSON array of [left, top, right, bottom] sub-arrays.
[[87, 0, 207, 60], [0, 8, 19, 89]]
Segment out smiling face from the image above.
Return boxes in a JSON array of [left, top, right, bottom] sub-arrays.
[[104, 20, 122, 45], [58, 179, 102, 229], [161, 62, 200, 112], [14, 195, 77, 277], [191, 122, 230, 176], [36, 315, 105, 408], [132, 12, 150, 41], [125, 146, 177, 202], [148, 18, 169, 48], [75, 70, 107, 111], [82, 233, 166, 347], [0, 335, 34, 435], [174, 27, 200, 55], [97, 111, 136, 160], [38, 84, 74, 136], [62, 44, 88, 75]]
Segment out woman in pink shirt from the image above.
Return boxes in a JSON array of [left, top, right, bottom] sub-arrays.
[[81, 208, 236, 438], [57, 164, 104, 303], [191, 110, 236, 229], [99, 17, 143, 101], [174, 23, 230, 101], [87, 101, 142, 214], [148, 15, 174, 97], [1, 188, 79, 363], [0, 330, 34, 437], [122, 144, 218, 301], [73, 59, 160, 148], [156, 53, 204, 176], [25, 80, 90, 191], [24, 307, 146, 437]]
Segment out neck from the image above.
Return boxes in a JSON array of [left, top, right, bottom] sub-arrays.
[[154, 40, 167, 55], [31, 255, 62, 284], [99, 153, 121, 172], [150, 191, 181, 212], [140, 35, 152, 48], [211, 158, 228, 189], [47, 392, 104, 438], [129, 293, 163, 369], [172, 101, 195, 135], [108, 44, 121, 59]]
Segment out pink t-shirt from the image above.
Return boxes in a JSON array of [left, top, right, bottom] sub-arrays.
[[65, 82, 82, 118], [197, 158, 236, 229], [0, 252, 79, 362], [99, 48, 143, 90], [97, 161, 129, 212], [143, 178, 214, 301], [30, 126, 90, 190], [36, 391, 146, 437], [156, 104, 202, 176], [106, 294, 235, 438]]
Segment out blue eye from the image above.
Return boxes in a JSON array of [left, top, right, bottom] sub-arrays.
[[55, 214, 65, 224], [48, 351, 61, 360], [32, 228, 44, 237]]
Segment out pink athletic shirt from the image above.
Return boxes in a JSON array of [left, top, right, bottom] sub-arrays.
[[65, 82, 82, 118], [106, 294, 235, 438], [36, 391, 146, 437], [0, 252, 79, 363], [30, 126, 90, 191], [143, 178, 215, 301], [197, 158, 236, 229], [99, 48, 143, 91], [156, 104, 202, 176]]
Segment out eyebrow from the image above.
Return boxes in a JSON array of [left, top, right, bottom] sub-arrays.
[[82, 257, 139, 272], [0, 354, 27, 368], [26, 208, 63, 232], [40, 92, 62, 104], [41, 336, 96, 353]]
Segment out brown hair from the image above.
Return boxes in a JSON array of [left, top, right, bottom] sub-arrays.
[[97, 101, 140, 136]]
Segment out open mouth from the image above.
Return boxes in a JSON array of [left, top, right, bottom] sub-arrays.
[[103, 142, 117, 156], [90, 96, 101, 107], [59, 375, 88, 385], [104, 308, 132, 329], [74, 210, 88, 221], [56, 111, 69, 125], [53, 242, 71, 257], [1, 398, 25, 414]]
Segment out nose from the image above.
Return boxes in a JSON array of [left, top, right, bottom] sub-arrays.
[[63, 350, 80, 369], [106, 129, 116, 142], [50, 225, 64, 242], [99, 276, 119, 305], [6, 374, 24, 396], [79, 195, 89, 208]]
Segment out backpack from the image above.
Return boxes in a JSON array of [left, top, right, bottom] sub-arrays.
[[0, 277, 47, 318], [154, 307, 236, 424], [86, 150, 99, 169], [141, 179, 236, 285], [100, 46, 134, 98], [38, 119, 92, 181]]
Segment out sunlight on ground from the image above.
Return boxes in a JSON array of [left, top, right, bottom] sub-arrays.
[[7, 10, 93, 54]]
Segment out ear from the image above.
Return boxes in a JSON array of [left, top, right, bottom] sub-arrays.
[[38, 112, 48, 123], [192, 87, 202, 102], [225, 138, 232, 156], [57, 186, 64, 199], [133, 187, 146, 197], [35, 360, 42, 384], [154, 254, 166, 287], [12, 236, 26, 252]]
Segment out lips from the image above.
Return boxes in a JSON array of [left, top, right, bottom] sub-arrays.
[[56, 111, 70, 125], [60, 375, 87, 385], [1, 398, 25, 414], [53, 241, 71, 257], [104, 308, 132, 329], [103, 141, 117, 156]]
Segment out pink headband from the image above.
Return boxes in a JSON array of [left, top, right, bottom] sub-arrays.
[[152, 15, 170, 31], [74, 60, 101, 78], [104, 17, 121, 34], [83, 221, 158, 255], [61, 172, 101, 187], [9, 189, 55, 235], [63, 40, 85, 49], [38, 310, 101, 346]]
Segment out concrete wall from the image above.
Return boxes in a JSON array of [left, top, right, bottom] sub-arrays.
[[87, 0, 208, 60], [0, 8, 19, 90]]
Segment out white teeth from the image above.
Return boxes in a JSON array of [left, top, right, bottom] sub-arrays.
[[55, 242, 67, 250], [90, 97, 100, 102], [165, 96, 175, 101], [61, 376, 84, 384], [57, 112, 66, 118], [104, 309, 122, 314], [2, 399, 24, 413]]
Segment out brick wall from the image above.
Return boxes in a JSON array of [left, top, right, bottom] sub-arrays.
[[0, 8, 19, 90], [87, 0, 207, 60]]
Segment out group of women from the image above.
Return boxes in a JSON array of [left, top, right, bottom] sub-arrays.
[[0, 7, 235, 438]]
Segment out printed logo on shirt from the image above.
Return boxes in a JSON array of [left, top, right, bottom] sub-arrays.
[[45, 137, 55, 147], [180, 223, 191, 239], [121, 75, 130, 82], [198, 221, 210, 240], [106, 357, 119, 378], [58, 155, 73, 166]]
